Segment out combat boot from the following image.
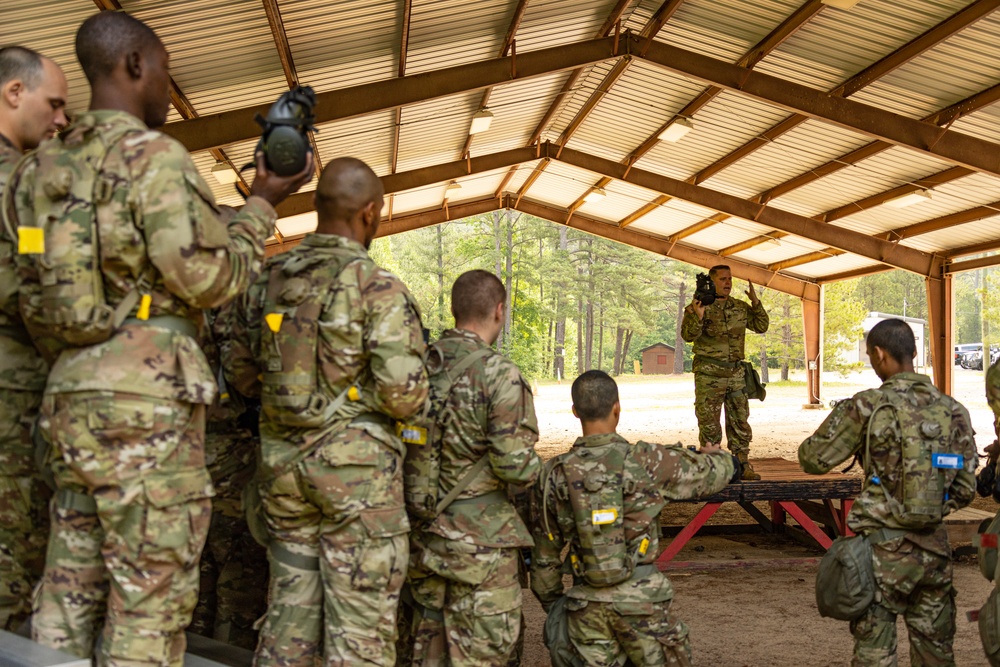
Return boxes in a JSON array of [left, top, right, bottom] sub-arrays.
[[737, 451, 760, 481]]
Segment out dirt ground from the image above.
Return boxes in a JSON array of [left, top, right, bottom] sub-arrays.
[[518, 367, 998, 666]]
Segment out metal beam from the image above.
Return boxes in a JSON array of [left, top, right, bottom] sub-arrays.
[[618, 195, 669, 227], [514, 198, 820, 302], [275, 146, 537, 218], [877, 199, 1000, 242], [815, 263, 895, 284], [802, 297, 821, 405], [759, 81, 1000, 204], [925, 274, 953, 394], [580, 0, 825, 220], [720, 232, 789, 256], [163, 36, 624, 152], [766, 248, 844, 272], [684, 0, 1000, 186], [552, 144, 943, 276], [636, 32, 1000, 179], [460, 0, 529, 158], [946, 253, 1000, 274], [948, 238, 1000, 259], [669, 214, 729, 241], [819, 166, 974, 223]]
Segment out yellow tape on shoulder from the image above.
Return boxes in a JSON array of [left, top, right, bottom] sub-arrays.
[[17, 227, 44, 254]]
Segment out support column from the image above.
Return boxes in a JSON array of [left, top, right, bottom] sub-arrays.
[[802, 294, 822, 407], [925, 275, 953, 394]]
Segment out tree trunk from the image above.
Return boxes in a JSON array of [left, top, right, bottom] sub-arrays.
[[781, 295, 791, 381], [576, 296, 584, 376], [596, 306, 604, 371], [493, 211, 504, 351], [674, 280, 687, 374], [503, 210, 514, 354], [553, 228, 568, 380], [436, 225, 445, 331], [613, 327, 624, 375], [623, 330, 633, 373], [759, 346, 770, 384]]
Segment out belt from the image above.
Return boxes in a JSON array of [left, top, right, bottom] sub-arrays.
[[0, 325, 33, 347], [448, 489, 508, 508], [56, 488, 97, 515], [122, 315, 198, 339], [864, 527, 918, 543], [699, 356, 739, 369]]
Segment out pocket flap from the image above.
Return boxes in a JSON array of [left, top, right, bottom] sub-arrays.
[[144, 468, 214, 508], [613, 601, 655, 616], [318, 437, 382, 467], [473, 581, 522, 616], [358, 506, 409, 538], [87, 400, 154, 431]]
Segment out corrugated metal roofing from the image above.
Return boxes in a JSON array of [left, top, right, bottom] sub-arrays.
[[9, 0, 1000, 293]]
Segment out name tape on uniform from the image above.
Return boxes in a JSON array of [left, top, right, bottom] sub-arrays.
[[592, 508, 618, 525], [932, 453, 964, 470], [397, 423, 427, 445]]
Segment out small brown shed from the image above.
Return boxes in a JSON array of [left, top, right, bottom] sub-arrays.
[[639, 343, 676, 375]]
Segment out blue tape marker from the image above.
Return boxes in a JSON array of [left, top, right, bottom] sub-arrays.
[[932, 453, 964, 470]]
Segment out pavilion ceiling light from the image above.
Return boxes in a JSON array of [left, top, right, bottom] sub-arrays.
[[583, 187, 607, 203], [658, 117, 694, 143], [884, 189, 932, 209], [764, 236, 782, 248], [211, 161, 239, 184], [821, 0, 862, 8], [469, 108, 494, 135], [444, 182, 463, 201]]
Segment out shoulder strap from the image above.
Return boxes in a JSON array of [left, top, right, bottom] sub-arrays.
[[429, 345, 495, 516]]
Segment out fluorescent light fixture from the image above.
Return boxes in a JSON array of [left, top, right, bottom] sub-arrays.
[[821, 0, 862, 8], [764, 236, 782, 248], [444, 182, 463, 201], [658, 117, 694, 143], [583, 187, 607, 203], [884, 189, 932, 209], [469, 108, 494, 135], [211, 161, 239, 184]]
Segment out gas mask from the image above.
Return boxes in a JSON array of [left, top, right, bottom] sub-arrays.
[[254, 85, 317, 176]]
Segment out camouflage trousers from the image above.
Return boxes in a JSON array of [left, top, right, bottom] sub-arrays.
[[255, 429, 409, 667], [405, 535, 522, 667], [32, 391, 212, 667], [190, 428, 267, 650], [0, 387, 48, 632], [849, 536, 956, 667], [693, 372, 751, 455], [565, 597, 691, 666]]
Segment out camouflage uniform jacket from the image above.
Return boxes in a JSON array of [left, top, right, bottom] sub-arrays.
[[988, 359, 1000, 441], [422, 328, 541, 548], [0, 133, 47, 395], [5, 110, 276, 403], [531, 433, 733, 604], [224, 233, 428, 480], [681, 296, 768, 377], [799, 372, 976, 556]]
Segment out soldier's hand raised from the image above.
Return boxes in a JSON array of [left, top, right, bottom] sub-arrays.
[[686, 298, 706, 320], [746, 281, 760, 306], [250, 151, 315, 207]]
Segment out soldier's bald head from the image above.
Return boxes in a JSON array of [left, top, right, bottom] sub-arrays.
[[315, 157, 384, 227], [572, 370, 619, 422], [76, 11, 162, 85]]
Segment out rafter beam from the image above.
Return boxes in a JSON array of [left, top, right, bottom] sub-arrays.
[[276, 145, 538, 218], [878, 200, 1000, 243], [759, 81, 1000, 204], [948, 238, 1000, 259], [516, 0, 682, 202], [618, 195, 669, 227], [947, 254, 1000, 274], [669, 214, 730, 240], [685, 0, 1000, 186], [819, 166, 974, 223], [552, 143, 942, 276], [598, 0, 825, 223], [515, 198, 819, 302], [719, 231, 789, 256], [461, 0, 530, 158], [767, 248, 844, 272], [636, 31, 1000, 180], [164, 36, 624, 152], [816, 264, 896, 284], [390, 0, 412, 175]]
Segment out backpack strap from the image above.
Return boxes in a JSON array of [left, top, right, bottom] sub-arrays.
[[428, 345, 494, 516]]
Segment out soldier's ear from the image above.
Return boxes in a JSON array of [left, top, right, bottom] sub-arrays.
[[1, 79, 24, 109], [571, 405, 578, 419], [125, 50, 143, 80]]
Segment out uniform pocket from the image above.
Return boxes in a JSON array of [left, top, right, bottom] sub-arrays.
[[140, 468, 213, 566], [184, 171, 229, 249]]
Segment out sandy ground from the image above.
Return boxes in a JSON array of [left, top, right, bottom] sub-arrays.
[[517, 367, 998, 666]]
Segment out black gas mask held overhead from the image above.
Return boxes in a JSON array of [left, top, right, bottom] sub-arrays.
[[693, 272, 717, 306], [254, 85, 317, 176]]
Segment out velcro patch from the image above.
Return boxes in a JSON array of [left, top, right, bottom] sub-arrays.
[[932, 453, 964, 470], [592, 509, 618, 525], [17, 227, 44, 254], [397, 423, 427, 445], [980, 533, 998, 550]]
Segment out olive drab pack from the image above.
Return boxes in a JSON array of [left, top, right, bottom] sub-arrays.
[[401, 343, 492, 521], [259, 251, 364, 427], [543, 440, 659, 587], [4, 119, 145, 349], [863, 384, 959, 530]]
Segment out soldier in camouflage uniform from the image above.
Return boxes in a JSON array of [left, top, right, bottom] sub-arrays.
[[224, 157, 428, 666], [681, 265, 768, 480], [0, 45, 68, 632], [799, 319, 976, 667], [189, 307, 268, 650], [531, 370, 734, 666], [3, 13, 310, 665], [404, 269, 542, 666]]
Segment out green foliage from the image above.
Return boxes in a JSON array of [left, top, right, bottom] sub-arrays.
[[823, 280, 867, 376]]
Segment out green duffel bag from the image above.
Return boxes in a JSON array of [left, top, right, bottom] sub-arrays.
[[543, 596, 582, 667], [815, 534, 874, 621], [980, 587, 1000, 666], [979, 511, 1000, 582], [741, 361, 766, 401]]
